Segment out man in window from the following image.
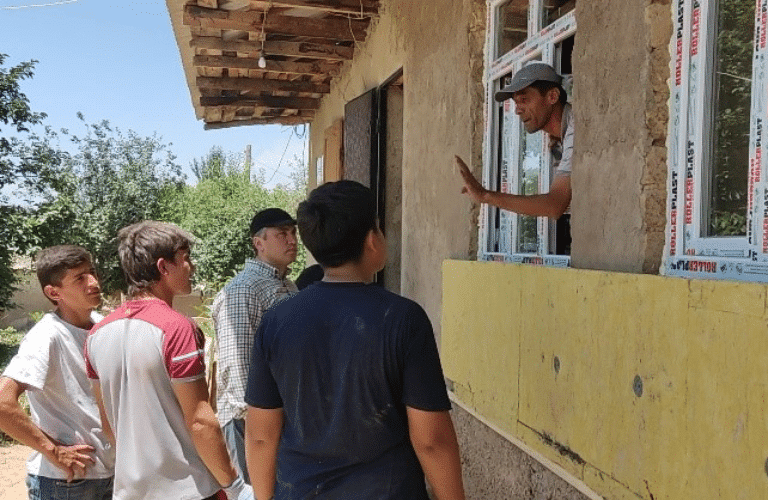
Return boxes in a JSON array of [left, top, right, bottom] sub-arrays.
[[456, 62, 572, 226]]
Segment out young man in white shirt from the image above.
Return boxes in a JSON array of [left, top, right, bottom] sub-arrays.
[[0, 245, 115, 500]]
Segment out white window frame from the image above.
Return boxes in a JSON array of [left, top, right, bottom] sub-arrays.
[[664, 0, 768, 281], [479, 0, 576, 266]]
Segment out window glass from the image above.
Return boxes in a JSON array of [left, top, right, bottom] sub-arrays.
[[706, 0, 754, 236], [518, 129, 543, 253], [543, 0, 576, 27], [497, 0, 529, 57]]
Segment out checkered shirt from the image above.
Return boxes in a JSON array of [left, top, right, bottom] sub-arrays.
[[212, 258, 298, 425]]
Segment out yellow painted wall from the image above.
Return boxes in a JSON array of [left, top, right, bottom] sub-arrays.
[[442, 260, 768, 500]]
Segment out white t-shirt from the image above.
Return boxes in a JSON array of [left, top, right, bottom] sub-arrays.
[[2, 311, 115, 479], [85, 299, 220, 500]]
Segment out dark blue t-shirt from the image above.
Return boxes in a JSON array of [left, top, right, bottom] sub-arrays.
[[245, 281, 451, 500]]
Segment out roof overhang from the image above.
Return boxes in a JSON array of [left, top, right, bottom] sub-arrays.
[[166, 0, 378, 129]]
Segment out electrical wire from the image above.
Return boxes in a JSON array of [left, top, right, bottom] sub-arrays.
[[265, 127, 294, 185], [1, 0, 77, 9]]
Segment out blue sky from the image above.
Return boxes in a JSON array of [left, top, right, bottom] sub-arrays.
[[0, 0, 307, 187]]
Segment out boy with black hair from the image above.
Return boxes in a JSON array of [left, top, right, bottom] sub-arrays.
[[0, 245, 114, 500], [85, 221, 252, 500], [244, 180, 466, 500]]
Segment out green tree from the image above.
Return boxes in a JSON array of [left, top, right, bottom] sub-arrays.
[[0, 54, 46, 195], [161, 149, 307, 295], [0, 54, 51, 310], [22, 117, 186, 295]]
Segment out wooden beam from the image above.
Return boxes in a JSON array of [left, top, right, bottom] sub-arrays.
[[190, 36, 354, 61], [194, 55, 339, 76], [184, 5, 369, 41], [250, 0, 378, 16], [200, 95, 321, 109], [204, 115, 311, 129], [197, 76, 331, 93]]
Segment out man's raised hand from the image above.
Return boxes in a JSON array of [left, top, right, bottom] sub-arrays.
[[455, 155, 486, 203]]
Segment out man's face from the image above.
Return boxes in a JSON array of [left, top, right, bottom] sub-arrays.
[[513, 86, 556, 134], [46, 261, 101, 311], [165, 248, 195, 296], [255, 224, 298, 270]]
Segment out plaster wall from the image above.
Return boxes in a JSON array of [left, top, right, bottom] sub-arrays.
[[382, 84, 403, 294], [570, 0, 671, 273], [443, 260, 768, 499], [308, 0, 487, 337], [308, 3, 407, 189]]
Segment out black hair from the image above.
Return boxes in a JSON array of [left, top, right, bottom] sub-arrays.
[[35, 245, 93, 304], [297, 181, 377, 268], [295, 263, 324, 289], [529, 80, 568, 105]]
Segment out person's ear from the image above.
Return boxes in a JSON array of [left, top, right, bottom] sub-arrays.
[[546, 87, 560, 105], [156, 257, 170, 277], [43, 284, 60, 304], [364, 229, 378, 253], [253, 235, 264, 254]]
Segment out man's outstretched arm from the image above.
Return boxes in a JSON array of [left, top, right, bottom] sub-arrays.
[[407, 407, 466, 500], [456, 155, 571, 219], [0, 376, 95, 481]]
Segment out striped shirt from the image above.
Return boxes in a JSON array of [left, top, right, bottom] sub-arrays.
[[212, 258, 298, 425]]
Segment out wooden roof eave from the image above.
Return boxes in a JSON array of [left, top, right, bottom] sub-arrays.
[[167, 0, 378, 127]]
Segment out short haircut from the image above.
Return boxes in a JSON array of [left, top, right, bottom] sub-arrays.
[[117, 220, 194, 296], [295, 263, 324, 290], [36, 245, 93, 293], [529, 80, 568, 105], [297, 181, 377, 268]]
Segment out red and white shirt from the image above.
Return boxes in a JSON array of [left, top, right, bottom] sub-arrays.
[[86, 298, 219, 500]]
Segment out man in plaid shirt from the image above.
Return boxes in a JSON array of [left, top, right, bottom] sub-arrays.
[[212, 208, 299, 484]]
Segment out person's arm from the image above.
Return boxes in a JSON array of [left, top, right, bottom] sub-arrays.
[[407, 407, 465, 500], [245, 406, 283, 500], [0, 376, 95, 481], [456, 155, 572, 219], [172, 378, 238, 487], [90, 381, 114, 446]]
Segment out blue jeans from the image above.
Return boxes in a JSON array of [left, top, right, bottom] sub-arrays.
[[26, 475, 113, 500], [222, 418, 250, 484]]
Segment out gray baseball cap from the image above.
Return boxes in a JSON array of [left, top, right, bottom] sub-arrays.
[[495, 62, 563, 102]]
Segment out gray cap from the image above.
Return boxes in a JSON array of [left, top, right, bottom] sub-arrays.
[[495, 62, 563, 102]]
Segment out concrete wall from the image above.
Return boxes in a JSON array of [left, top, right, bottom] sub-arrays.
[[0, 272, 52, 330], [1, 278, 205, 330], [443, 260, 768, 499], [570, 0, 671, 274]]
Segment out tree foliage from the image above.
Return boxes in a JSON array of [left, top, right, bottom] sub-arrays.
[[161, 148, 307, 295], [0, 54, 46, 195], [0, 54, 49, 310], [21, 117, 186, 296], [0, 55, 309, 309]]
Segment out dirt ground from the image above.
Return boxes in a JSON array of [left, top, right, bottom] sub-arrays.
[[0, 444, 30, 499]]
